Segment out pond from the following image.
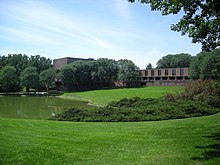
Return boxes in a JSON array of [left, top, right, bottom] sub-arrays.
[[0, 96, 91, 119]]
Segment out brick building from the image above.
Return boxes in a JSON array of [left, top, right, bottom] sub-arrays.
[[139, 67, 189, 86], [53, 57, 94, 70]]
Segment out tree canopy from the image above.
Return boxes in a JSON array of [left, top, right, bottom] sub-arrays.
[[40, 68, 56, 91], [129, 0, 220, 51], [0, 65, 19, 93], [117, 59, 140, 82], [59, 58, 139, 90], [146, 63, 153, 69], [20, 67, 39, 93], [156, 53, 192, 68], [189, 48, 220, 80]]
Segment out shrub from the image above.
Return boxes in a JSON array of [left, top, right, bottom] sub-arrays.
[[164, 80, 220, 107], [51, 97, 219, 122]]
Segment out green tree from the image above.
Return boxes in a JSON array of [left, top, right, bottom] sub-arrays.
[[146, 63, 153, 69], [20, 67, 39, 93], [189, 57, 200, 79], [189, 49, 220, 79], [117, 59, 140, 86], [59, 64, 77, 90], [6, 54, 29, 76], [40, 68, 56, 91], [0, 55, 7, 70], [129, 0, 220, 51], [29, 55, 52, 74], [0, 65, 19, 93], [91, 58, 118, 86], [156, 53, 192, 68]]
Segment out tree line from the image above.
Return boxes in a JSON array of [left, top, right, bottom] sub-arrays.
[[58, 58, 140, 90], [0, 54, 53, 93], [0, 54, 140, 92], [148, 49, 220, 80], [1, 49, 219, 93]]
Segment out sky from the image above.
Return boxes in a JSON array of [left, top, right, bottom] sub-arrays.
[[0, 0, 202, 69]]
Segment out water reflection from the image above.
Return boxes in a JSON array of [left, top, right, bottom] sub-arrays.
[[0, 96, 90, 119]]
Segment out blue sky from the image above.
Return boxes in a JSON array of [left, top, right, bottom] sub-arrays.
[[0, 0, 201, 69]]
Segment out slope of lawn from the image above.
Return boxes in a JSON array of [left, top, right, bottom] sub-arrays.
[[1, 113, 219, 165], [61, 86, 183, 106]]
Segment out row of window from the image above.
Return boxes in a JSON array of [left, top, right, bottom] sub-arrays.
[[144, 68, 185, 76]]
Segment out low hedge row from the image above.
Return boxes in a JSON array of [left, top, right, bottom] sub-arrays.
[[51, 97, 220, 122]]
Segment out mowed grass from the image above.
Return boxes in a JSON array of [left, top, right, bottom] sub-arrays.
[[62, 86, 183, 106], [0, 113, 219, 164]]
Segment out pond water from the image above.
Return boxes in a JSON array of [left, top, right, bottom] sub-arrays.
[[0, 96, 91, 119]]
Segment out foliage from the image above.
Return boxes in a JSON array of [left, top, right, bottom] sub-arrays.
[[39, 68, 56, 91], [91, 58, 118, 86], [165, 80, 220, 108], [189, 49, 220, 80], [129, 0, 220, 51], [52, 97, 219, 122], [4, 54, 29, 76], [59, 58, 139, 89], [0, 54, 52, 92], [0, 65, 20, 92], [156, 53, 192, 68], [117, 59, 140, 84], [0, 54, 51, 76], [20, 67, 39, 93], [29, 55, 52, 74], [58, 64, 76, 90], [146, 63, 153, 69]]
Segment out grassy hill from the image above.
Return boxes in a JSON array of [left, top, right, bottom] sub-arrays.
[[1, 113, 219, 164], [61, 86, 183, 106]]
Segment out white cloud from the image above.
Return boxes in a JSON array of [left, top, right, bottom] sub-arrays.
[[0, 0, 112, 49]]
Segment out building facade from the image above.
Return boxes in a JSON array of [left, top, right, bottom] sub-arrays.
[[139, 67, 189, 86], [53, 57, 94, 70]]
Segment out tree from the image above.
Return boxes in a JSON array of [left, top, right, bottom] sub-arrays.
[[0, 55, 7, 70], [0, 65, 19, 93], [40, 68, 56, 91], [146, 63, 153, 69], [59, 64, 77, 90], [189, 48, 220, 79], [91, 58, 118, 86], [129, 0, 220, 51], [6, 54, 29, 76], [20, 67, 39, 93], [156, 53, 192, 68], [117, 59, 140, 86], [29, 55, 52, 74]]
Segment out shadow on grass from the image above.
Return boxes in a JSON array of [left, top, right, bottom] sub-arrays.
[[192, 132, 220, 161]]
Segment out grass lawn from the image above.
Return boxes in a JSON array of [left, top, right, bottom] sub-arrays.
[[0, 113, 219, 164], [61, 86, 183, 106]]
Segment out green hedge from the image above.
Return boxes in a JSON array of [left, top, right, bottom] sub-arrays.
[[51, 97, 219, 122]]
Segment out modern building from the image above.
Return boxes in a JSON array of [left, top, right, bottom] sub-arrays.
[[139, 67, 189, 86], [53, 57, 94, 70]]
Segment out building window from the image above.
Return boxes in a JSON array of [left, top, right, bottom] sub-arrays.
[[145, 70, 148, 76], [165, 69, 168, 76], [158, 70, 161, 76], [180, 68, 184, 75], [151, 70, 154, 76], [172, 69, 176, 76]]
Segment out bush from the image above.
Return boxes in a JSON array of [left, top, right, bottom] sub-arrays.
[[51, 97, 219, 122], [164, 80, 220, 107]]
